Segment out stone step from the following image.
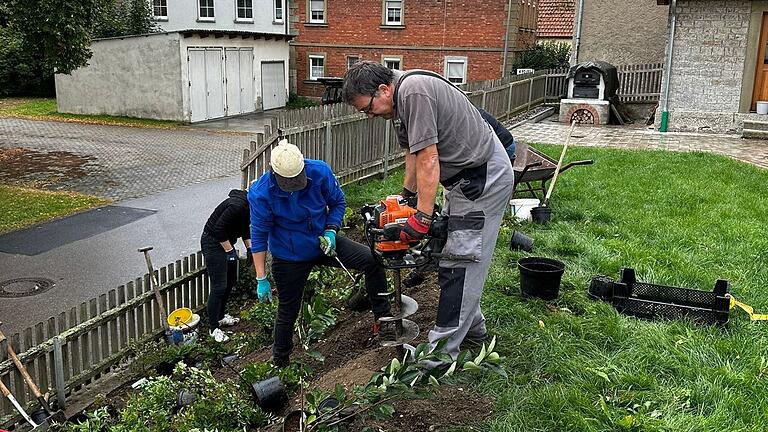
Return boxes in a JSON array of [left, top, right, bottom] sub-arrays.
[[742, 119, 768, 132], [742, 128, 768, 140]]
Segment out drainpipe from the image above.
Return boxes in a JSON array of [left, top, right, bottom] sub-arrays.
[[571, 0, 584, 65], [659, 0, 677, 132], [501, 0, 514, 76]]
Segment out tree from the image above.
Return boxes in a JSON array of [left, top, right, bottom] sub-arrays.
[[513, 41, 572, 72]]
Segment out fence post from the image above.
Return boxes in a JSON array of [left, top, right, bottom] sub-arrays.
[[481, 91, 487, 110], [507, 83, 513, 116], [53, 336, 66, 409], [324, 121, 332, 165], [383, 120, 391, 178], [527, 78, 534, 111]]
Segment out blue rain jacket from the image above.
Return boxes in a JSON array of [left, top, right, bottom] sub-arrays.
[[248, 159, 346, 261]]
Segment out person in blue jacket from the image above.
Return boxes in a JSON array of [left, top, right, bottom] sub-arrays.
[[248, 139, 391, 367]]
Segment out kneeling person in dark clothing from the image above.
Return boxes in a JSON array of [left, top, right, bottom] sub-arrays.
[[202, 189, 251, 343], [248, 139, 391, 367]]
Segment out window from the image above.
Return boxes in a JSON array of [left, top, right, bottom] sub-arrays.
[[309, 55, 325, 80], [444, 57, 467, 84], [274, 0, 283, 22], [152, 0, 167, 19], [236, 0, 253, 20], [309, 0, 325, 23], [347, 55, 360, 70], [385, 0, 402, 25], [383, 57, 401, 70], [199, 0, 214, 20]]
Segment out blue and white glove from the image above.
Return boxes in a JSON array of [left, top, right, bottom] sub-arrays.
[[320, 229, 336, 256], [256, 276, 272, 302]]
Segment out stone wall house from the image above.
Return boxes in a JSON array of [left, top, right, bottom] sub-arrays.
[[537, 0, 574, 46], [290, 0, 538, 98], [660, 0, 768, 134]]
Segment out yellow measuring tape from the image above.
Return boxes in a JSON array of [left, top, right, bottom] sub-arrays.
[[729, 295, 768, 321]]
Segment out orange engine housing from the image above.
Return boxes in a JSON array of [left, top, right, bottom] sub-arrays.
[[374, 195, 416, 253]]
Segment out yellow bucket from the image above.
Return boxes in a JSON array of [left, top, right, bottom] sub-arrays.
[[168, 307, 193, 327]]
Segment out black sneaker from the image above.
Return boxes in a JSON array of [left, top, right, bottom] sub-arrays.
[[271, 355, 290, 368]]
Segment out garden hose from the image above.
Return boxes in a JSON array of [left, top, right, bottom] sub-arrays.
[[729, 295, 768, 321]]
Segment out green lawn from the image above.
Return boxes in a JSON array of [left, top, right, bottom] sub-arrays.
[[0, 98, 185, 128], [0, 185, 109, 233], [346, 145, 768, 431]]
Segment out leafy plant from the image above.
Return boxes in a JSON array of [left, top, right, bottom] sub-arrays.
[[240, 360, 313, 392], [286, 93, 320, 109], [513, 41, 571, 71], [51, 406, 112, 431], [240, 300, 278, 333], [300, 337, 505, 430]]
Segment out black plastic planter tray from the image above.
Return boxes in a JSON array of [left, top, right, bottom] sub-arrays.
[[588, 268, 730, 326]]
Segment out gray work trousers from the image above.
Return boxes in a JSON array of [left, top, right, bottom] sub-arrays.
[[428, 136, 514, 358]]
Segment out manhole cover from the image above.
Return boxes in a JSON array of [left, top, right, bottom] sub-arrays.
[[0, 278, 55, 298]]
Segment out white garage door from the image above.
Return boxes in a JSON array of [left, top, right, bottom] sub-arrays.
[[188, 48, 225, 122], [261, 61, 286, 110], [225, 48, 254, 116]]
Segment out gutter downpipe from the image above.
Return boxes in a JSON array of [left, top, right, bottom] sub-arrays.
[[659, 0, 677, 132], [501, 0, 514, 77], [571, 0, 584, 65]]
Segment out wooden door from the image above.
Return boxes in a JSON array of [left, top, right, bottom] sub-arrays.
[[751, 13, 768, 111]]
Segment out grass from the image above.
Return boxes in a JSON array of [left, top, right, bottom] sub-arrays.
[[0, 185, 109, 233], [343, 145, 768, 431], [0, 98, 186, 128]]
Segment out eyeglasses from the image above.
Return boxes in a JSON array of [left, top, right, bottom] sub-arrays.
[[359, 93, 376, 114]]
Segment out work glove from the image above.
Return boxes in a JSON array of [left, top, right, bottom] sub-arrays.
[[225, 248, 238, 262], [256, 276, 272, 302], [401, 187, 418, 208], [320, 229, 337, 256], [399, 211, 432, 243]]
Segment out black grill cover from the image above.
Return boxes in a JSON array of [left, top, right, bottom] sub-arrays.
[[567, 61, 619, 99]]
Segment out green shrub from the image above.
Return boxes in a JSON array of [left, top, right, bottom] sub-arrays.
[[286, 93, 320, 109], [513, 41, 571, 71]]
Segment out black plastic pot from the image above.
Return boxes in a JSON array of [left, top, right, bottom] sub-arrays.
[[250, 376, 287, 412], [518, 257, 565, 300], [177, 389, 197, 407], [282, 410, 306, 432], [318, 397, 339, 412], [509, 231, 534, 252], [31, 408, 48, 425], [530, 206, 552, 224], [588, 275, 615, 301]]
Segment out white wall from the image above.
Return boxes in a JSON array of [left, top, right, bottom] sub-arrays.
[[179, 35, 290, 119], [56, 33, 185, 120], [156, 0, 287, 34]]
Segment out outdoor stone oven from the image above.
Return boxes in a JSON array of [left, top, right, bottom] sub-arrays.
[[560, 61, 619, 125]]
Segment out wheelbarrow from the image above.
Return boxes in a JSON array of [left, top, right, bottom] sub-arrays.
[[511, 141, 593, 200]]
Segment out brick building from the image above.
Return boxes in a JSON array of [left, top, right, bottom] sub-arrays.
[[289, 0, 538, 98]]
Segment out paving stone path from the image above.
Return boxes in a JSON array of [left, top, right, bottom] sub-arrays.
[[0, 118, 251, 200]]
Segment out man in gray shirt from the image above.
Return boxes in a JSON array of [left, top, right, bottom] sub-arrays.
[[343, 61, 514, 361]]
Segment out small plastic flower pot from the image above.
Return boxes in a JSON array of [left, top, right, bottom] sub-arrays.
[[518, 257, 565, 301], [530, 206, 552, 225], [250, 376, 287, 412], [509, 231, 534, 252], [282, 410, 307, 432]]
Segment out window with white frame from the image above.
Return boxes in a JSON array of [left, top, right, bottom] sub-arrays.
[[309, 55, 325, 80], [384, 0, 402, 25], [152, 0, 168, 19], [444, 57, 467, 85], [347, 55, 360, 70], [383, 57, 401, 70], [236, 0, 253, 20], [274, 0, 284, 22], [309, 0, 325, 23], [199, 0, 214, 20]]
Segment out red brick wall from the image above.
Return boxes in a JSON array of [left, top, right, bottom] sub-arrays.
[[292, 0, 523, 97]]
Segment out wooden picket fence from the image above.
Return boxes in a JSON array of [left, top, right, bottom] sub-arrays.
[[0, 252, 208, 428]]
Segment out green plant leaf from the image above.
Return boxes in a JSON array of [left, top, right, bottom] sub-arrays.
[[474, 345, 487, 364], [463, 361, 481, 372], [307, 350, 326, 363], [487, 335, 496, 353]]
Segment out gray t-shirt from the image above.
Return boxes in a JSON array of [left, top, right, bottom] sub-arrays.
[[393, 69, 496, 182]]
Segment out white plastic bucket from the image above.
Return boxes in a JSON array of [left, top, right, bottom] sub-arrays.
[[758, 101, 768, 115], [509, 198, 540, 221]]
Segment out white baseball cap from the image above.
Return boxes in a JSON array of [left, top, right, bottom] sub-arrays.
[[270, 139, 307, 192]]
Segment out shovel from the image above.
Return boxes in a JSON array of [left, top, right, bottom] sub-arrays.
[[531, 120, 577, 224], [0, 325, 65, 430]]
